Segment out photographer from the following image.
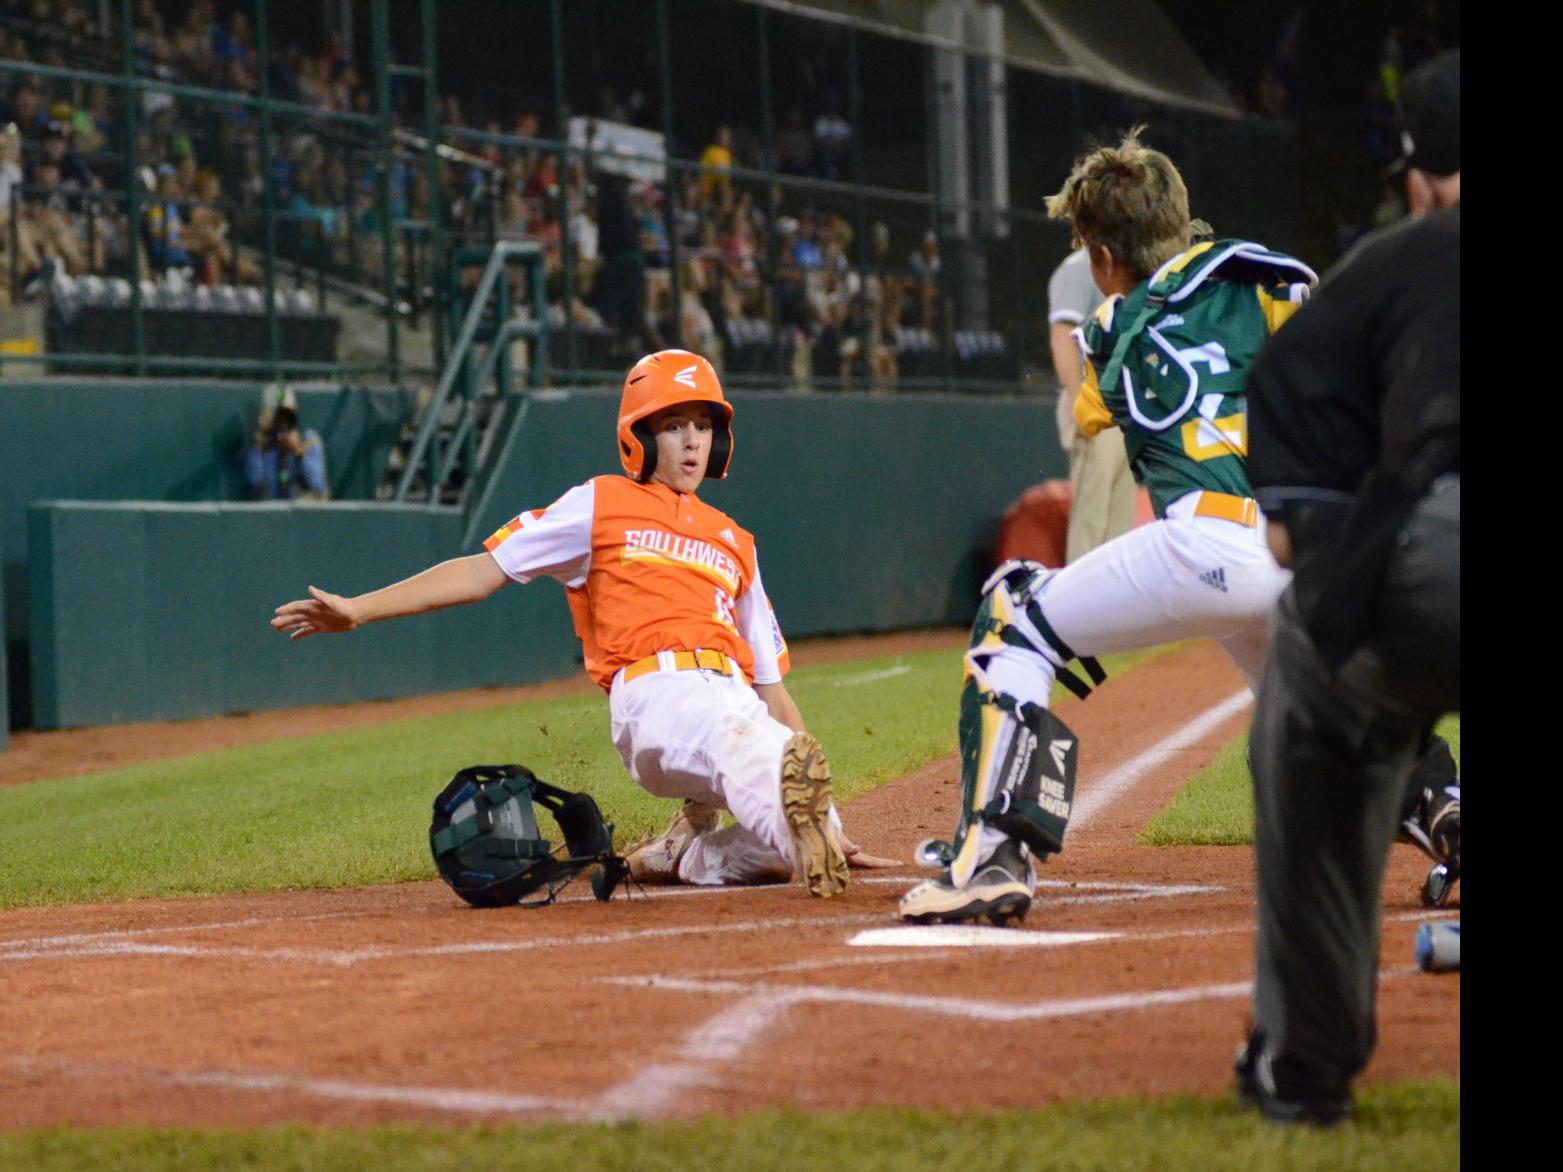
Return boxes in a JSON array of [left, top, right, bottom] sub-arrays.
[[244, 385, 328, 501]]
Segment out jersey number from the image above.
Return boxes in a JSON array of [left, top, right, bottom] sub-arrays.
[[1180, 392, 1247, 461]]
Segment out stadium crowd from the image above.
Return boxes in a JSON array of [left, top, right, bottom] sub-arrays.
[[2, 0, 1452, 384], [0, 0, 969, 384]]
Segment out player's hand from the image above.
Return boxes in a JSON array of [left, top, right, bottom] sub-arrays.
[[841, 833, 900, 869], [271, 585, 359, 640]]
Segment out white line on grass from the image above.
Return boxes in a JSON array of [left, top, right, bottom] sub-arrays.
[[1070, 688, 1253, 833], [830, 664, 914, 687]]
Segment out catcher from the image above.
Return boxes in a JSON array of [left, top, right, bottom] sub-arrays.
[[272, 349, 893, 897]]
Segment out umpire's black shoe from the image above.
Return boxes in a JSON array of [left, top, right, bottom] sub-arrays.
[[1234, 1030, 1353, 1127]]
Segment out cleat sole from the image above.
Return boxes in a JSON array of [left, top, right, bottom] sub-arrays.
[[781, 733, 850, 899]]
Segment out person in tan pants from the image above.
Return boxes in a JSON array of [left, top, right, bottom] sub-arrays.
[[1049, 246, 1137, 563]]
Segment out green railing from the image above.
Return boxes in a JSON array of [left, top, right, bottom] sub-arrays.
[[392, 240, 547, 505]]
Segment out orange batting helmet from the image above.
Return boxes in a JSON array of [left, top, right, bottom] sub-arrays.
[[616, 350, 734, 482]]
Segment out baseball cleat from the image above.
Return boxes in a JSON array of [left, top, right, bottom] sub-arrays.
[[1421, 861, 1458, 908], [1234, 1028, 1353, 1127], [899, 838, 1035, 926], [780, 732, 850, 899], [624, 800, 720, 884], [1398, 783, 1459, 865]]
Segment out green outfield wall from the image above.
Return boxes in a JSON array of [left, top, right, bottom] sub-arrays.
[[1, 379, 413, 728], [0, 510, 7, 751], [24, 389, 1065, 730]]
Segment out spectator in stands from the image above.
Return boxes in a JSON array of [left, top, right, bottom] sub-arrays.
[[569, 186, 600, 288], [143, 162, 196, 274], [680, 256, 720, 367], [185, 168, 255, 285], [791, 209, 823, 269], [6, 80, 49, 140], [592, 172, 659, 357], [910, 230, 940, 328], [0, 122, 23, 214], [776, 108, 812, 176], [814, 105, 851, 180], [699, 125, 734, 204], [244, 385, 329, 502], [16, 153, 90, 287]]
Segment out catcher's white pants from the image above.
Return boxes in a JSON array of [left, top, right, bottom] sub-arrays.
[[1048, 490, 1288, 687], [609, 665, 838, 885], [974, 491, 1288, 859]]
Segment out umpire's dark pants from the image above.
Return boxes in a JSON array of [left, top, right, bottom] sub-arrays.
[[1250, 475, 1459, 1079]]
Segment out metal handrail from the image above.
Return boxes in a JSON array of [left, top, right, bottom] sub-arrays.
[[430, 318, 542, 489], [392, 239, 544, 502]]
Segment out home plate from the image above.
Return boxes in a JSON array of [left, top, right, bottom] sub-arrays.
[[848, 926, 1119, 949]]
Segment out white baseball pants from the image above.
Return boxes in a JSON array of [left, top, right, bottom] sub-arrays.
[[973, 491, 1289, 859], [609, 665, 838, 885]]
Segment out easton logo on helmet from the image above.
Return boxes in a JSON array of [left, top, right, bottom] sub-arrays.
[[674, 364, 699, 388]]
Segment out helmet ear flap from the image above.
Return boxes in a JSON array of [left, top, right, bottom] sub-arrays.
[[630, 421, 657, 483], [706, 422, 732, 479]]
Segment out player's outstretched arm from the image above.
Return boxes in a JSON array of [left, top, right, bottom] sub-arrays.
[[754, 681, 806, 734], [271, 553, 508, 641]]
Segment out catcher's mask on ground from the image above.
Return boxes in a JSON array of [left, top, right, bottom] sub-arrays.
[[428, 764, 628, 907], [617, 349, 733, 482]]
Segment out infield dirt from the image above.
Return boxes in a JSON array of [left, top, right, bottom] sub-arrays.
[[0, 639, 1459, 1129]]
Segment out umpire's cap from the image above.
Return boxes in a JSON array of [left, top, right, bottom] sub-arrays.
[[1399, 50, 1460, 178]]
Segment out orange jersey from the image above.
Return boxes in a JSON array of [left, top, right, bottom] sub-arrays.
[[483, 475, 791, 691]]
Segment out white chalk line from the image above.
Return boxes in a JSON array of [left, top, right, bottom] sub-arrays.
[[606, 972, 1249, 1023], [7, 1056, 579, 1119], [850, 926, 1117, 949], [0, 909, 375, 953], [6, 957, 1439, 1124], [601, 967, 1423, 1025], [830, 664, 914, 687], [1070, 688, 1253, 833], [853, 876, 1225, 893], [677, 909, 1460, 981], [0, 913, 886, 968], [587, 992, 799, 1121], [0, 876, 1223, 963]]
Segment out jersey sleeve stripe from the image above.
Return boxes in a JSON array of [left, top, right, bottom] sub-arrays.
[[1074, 358, 1115, 438]]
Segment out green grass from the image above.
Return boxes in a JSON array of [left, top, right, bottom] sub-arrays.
[[1141, 715, 1462, 846], [0, 1078, 1459, 1171], [0, 642, 1169, 909]]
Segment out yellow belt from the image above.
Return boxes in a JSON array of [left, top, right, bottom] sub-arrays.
[[622, 649, 744, 684], [1192, 491, 1260, 528]]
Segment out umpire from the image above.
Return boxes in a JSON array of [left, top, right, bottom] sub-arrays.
[[1236, 49, 1460, 1125]]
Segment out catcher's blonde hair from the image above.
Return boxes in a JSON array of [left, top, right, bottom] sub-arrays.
[[1046, 127, 1211, 281]]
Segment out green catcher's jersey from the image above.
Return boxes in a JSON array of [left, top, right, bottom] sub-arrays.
[[1075, 240, 1316, 518]]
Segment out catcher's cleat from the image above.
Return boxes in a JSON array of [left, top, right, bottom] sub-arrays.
[[1234, 1028, 1353, 1127], [1398, 783, 1460, 865], [780, 732, 850, 899], [624, 800, 720, 884], [899, 838, 1035, 926], [1421, 861, 1459, 908], [1427, 788, 1459, 871]]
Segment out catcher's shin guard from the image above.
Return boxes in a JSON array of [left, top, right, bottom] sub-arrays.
[[917, 568, 1086, 888]]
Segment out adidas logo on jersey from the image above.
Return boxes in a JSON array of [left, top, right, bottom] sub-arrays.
[[719, 527, 736, 545], [1199, 568, 1229, 593]]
